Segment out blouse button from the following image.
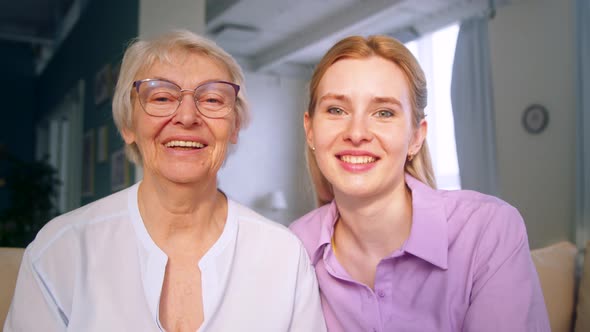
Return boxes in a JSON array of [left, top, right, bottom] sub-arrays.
[[377, 290, 386, 298]]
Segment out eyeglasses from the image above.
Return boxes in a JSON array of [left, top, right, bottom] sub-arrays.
[[132, 78, 240, 118]]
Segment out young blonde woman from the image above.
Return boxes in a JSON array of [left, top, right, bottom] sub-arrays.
[[290, 35, 550, 332]]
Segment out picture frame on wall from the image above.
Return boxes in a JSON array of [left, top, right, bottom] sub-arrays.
[[94, 63, 112, 106], [81, 130, 95, 196], [111, 148, 129, 192], [97, 125, 109, 163]]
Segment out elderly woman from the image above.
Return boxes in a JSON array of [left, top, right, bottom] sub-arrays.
[[5, 30, 325, 332]]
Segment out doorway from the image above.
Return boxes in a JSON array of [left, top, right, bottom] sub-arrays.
[[36, 80, 84, 214]]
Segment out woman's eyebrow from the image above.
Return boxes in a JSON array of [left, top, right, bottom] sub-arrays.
[[318, 93, 350, 103], [372, 96, 402, 106], [319, 94, 401, 106]]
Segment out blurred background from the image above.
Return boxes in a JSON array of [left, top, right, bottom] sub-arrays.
[[0, 0, 587, 252]]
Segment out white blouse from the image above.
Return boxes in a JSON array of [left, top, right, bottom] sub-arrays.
[[4, 183, 326, 332]]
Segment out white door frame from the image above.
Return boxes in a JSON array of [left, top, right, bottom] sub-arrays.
[[36, 80, 84, 213], [575, 0, 590, 249]]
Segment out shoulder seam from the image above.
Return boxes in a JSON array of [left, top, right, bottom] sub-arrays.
[[31, 210, 128, 262]]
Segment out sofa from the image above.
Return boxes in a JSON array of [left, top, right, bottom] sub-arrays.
[[1, 243, 588, 330], [0, 247, 24, 328], [531, 241, 589, 332]]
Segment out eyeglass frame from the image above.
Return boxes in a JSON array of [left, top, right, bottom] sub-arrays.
[[132, 78, 241, 118]]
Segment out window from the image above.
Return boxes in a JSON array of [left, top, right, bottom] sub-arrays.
[[406, 24, 461, 190]]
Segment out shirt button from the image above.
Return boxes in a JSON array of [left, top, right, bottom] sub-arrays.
[[377, 290, 386, 298]]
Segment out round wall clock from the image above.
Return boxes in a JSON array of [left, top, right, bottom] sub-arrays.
[[522, 104, 549, 134]]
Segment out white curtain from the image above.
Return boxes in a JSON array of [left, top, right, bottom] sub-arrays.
[[575, 0, 590, 247], [450, 17, 498, 196]]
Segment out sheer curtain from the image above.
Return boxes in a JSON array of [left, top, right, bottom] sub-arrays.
[[406, 25, 461, 190], [450, 16, 498, 196], [575, 0, 590, 248]]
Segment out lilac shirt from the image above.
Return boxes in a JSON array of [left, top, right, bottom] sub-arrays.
[[290, 174, 550, 332]]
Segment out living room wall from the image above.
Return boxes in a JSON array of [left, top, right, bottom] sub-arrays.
[[217, 71, 314, 225], [490, 0, 575, 249], [37, 0, 139, 206], [0, 42, 36, 212]]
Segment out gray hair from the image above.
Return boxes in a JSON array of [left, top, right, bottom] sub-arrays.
[[112, 29, 250, 164]]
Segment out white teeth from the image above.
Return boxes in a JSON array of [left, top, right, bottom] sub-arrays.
[[340, 155, 376, 164], [165, 140, 205, 148]]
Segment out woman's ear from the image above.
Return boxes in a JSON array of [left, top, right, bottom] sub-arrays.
[[121, 126, 136, 145], [303, 112, 314, 149], [409, 118, 427, 155], [229, 118, 240, 144]]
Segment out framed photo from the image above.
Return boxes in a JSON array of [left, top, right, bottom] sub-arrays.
[[97, 125, 109, 163], [94, 64, 112, 105], [81, 130, 95, 196], [111, 148, 129, 192]]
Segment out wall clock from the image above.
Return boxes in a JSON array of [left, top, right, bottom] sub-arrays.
[[522, 104, 549, 134]]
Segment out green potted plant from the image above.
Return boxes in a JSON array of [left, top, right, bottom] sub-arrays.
[[0, 146, 61, 247]]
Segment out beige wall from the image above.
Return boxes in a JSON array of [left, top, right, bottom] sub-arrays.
[[218, 72, 313, 225], [490, 0, 575, 249], [139, 0, 206, 38]]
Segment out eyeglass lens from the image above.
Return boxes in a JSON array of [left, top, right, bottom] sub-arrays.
[[136, 80, 237, 118]]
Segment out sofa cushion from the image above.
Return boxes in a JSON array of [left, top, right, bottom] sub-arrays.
[[531, 241, 577, 332], [0, 247, 24, 329], [575, 241, 590, 332]]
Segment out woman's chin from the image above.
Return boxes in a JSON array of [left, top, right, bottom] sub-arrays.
[[332, 179, 391, 201], [146, 165, 216, 186]]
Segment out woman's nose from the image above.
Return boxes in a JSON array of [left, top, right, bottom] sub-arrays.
[[343, 114, 372, 145], [173, 93, 203, 126]]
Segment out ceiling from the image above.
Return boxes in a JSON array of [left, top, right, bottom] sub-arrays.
[[205, 0, 505, 77], [0, 0, 84, 73], [0, 0, 502, 76], [0, 0, 74, 45]]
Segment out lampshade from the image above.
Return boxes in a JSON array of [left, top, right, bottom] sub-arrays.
[[270, 191, 288, 210]]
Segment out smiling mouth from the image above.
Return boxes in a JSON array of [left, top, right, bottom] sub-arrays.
[[338, 155, 377, 164], [164, 140, 206, 150]]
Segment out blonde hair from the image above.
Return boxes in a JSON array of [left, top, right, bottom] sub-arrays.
[[112, 30, 250, 164], [306, 35, 436, 206]]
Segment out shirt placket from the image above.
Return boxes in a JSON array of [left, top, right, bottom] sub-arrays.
[[373, 255, 398, 332], [364, 287, 383, 332], [323, 245, 386, 332]]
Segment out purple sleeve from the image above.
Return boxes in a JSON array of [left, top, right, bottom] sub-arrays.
[[462, 205, 550, 332]]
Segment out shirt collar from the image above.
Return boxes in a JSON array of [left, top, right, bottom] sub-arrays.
[[404, 173, 449, 269], [310, 201, 339, 265], [309, 174, 449, 269], [128, 182, 241, 324]]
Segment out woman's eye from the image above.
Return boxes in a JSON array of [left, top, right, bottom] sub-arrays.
[[199, 95, 224, 105], [375, 110, 394, 118], [207, 98, 222, 104], [149, 93, 176, 104], [327, 107, 344, 115]]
